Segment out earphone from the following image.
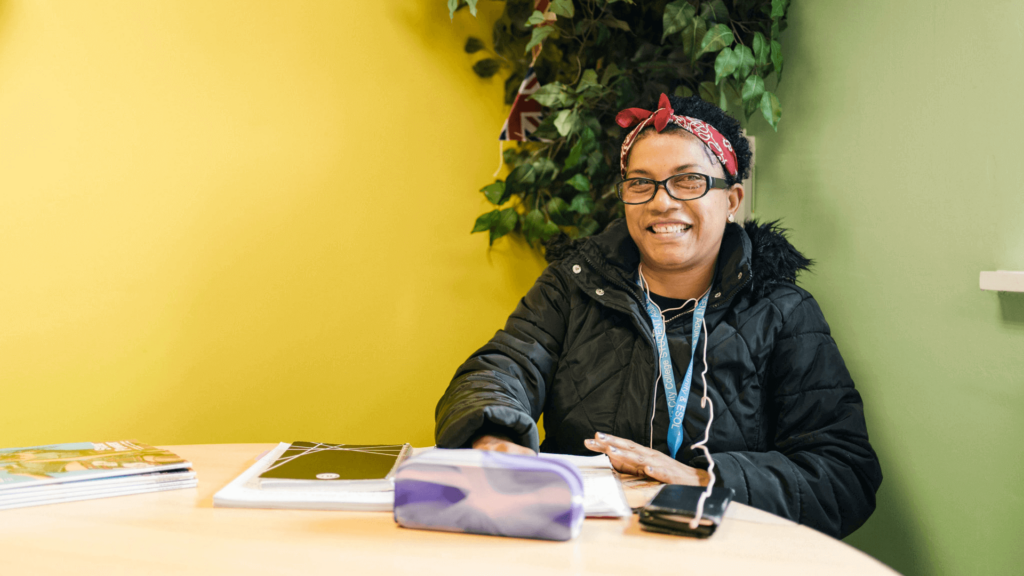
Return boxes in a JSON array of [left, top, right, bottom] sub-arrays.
[[637, 264, 717, 530]]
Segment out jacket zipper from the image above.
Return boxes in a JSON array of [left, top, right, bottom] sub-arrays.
[[577, 251, 666, 449]]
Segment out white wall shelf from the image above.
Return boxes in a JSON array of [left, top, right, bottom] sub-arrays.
[[980, 271, 1024, 292]]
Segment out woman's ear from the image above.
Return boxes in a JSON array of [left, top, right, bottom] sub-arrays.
[[727, 183, 744, 215]]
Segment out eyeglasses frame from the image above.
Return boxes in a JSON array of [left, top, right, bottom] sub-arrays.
[[615, 172, 731, 205]]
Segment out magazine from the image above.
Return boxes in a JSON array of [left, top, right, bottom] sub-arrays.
[[0, 440, 191, 490], [0, 440, 195, 509]]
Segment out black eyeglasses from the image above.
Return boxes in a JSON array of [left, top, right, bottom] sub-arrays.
[[615, 172, 730, 205]]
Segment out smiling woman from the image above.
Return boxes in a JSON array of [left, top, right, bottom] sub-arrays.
[[434, 93, 882, 539]]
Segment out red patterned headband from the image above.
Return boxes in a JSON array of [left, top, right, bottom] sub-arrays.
[[615, 93, 738, 179]]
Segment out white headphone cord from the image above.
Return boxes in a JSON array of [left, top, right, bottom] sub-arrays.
[[689, 315, 716, 530]]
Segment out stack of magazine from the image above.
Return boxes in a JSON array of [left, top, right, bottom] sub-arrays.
[[0, 440, 196, 510]]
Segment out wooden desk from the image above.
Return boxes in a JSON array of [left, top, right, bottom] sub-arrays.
[[0, 444, 895, 575]]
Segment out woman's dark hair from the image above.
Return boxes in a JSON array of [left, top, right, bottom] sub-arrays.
[[621, 94, 753, 186]]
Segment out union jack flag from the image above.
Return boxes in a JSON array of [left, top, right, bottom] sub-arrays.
[[499, 67, 545, 142]]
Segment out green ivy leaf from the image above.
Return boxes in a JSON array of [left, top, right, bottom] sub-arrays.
[[531, 114, 561, 141], [464, 37, 485, 54], [744, 95, 760, 121], [530, 82, 573, 107], [525, 25, 555, 54], [600, 62, 622, 85], [700, 0, 729, 24], [569, 192, 595, 214], [579, 126, 597, 153], [554, 108, 580, 137], [526, 10, 546, 26], [714, 47, 740, 84], [550, 0, 574, 18], [490, 208, 518, 244], [680, 16, 707, 61], [522, 209, 546, 239], [471, 209, 499, 233], [566, 174, 591, 193], [576, 69, 601, 94], [505, 163, 537, 196], [564, 140, 584, 170], [760, 91, 782, 130], [534, 157, 559, 186], [480, 181, 506, 205], [601, 17, 631, 32], [753, 32, 768, 65], [734, 44, 755, 79], [540, 220, 561, 241], [698, 81, 718, 105], [771, 40, 783, 79], [547, 197, 573, 225], [586, 149, 603, 178], [699, 24, 734, 55], [674, 85, 694, 98], [771, 20, 780, 40], [447, 0, 459, 20], [662, 1, 695, 42], [771, 0, 788, 19], [741, 74, 765, 103], [578, 217, 600, 237], [472, 59, 501, 78]]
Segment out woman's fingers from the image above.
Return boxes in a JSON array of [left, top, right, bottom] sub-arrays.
[[497, 442, 537, 456], [587, 433, 659, 458], [642, 465, 672, 484], [472, 435, 536, 456], [586, 434, 656, 476], [584, 432, 710, 486]]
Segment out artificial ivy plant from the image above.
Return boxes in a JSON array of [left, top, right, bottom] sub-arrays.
[[448, 0, 789, 249]]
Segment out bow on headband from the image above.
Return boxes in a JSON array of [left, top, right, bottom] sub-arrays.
[[615, 93, 739, 179]]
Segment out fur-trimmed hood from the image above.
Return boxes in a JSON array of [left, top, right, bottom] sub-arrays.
[[546, 217, 812, 302], [741, 219, 813, 300]]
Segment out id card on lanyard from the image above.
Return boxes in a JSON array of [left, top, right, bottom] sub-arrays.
[[638, 282, 709, 459]]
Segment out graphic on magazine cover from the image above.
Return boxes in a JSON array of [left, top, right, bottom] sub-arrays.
[[0, 441, 187, 485]]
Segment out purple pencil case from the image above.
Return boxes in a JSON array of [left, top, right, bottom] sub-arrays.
[[393, 449, 585, 541]]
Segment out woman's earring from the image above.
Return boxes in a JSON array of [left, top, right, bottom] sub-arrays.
[[728, 213, 735, 223]]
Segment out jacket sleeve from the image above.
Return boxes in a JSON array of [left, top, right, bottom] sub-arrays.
[[434, 266, 572, 452], [709, 293, 883, 538]]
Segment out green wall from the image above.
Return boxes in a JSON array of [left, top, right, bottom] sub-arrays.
[[748, 1, 1024, 574]]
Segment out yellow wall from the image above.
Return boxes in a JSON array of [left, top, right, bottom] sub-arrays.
[[0, 0, 546, 447]]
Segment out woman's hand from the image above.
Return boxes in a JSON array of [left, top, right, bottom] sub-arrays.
[[471, 434, 537, 456], [584, 432, 709, 486]]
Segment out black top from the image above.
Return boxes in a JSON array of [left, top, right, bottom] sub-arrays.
[[647, 292, 693, 312]]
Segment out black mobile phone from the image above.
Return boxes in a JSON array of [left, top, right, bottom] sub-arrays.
[[638, 484, 735, 538]]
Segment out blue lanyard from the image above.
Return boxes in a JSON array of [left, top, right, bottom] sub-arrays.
[[638, 280, 709, 459]]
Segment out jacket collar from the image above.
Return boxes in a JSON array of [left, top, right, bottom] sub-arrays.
[[570, 218, 752, 310]]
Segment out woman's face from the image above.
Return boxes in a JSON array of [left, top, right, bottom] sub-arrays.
[[623, 131, 743, 275]]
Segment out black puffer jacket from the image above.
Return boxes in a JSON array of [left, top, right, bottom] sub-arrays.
[[435, 219, 882, 538]]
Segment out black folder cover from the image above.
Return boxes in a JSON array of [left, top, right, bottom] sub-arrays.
[[258, 442, 411, 489]]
